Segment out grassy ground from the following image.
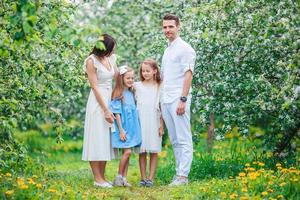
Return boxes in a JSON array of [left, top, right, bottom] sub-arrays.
[[1, 130, 299, 199]]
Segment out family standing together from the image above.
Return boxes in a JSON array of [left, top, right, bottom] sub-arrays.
[[82, 14, 196, 188]]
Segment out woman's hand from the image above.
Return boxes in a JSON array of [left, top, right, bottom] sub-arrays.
[[119, 129, 127, 141], [159, 125, 164, 137], [104, 110, 114, 124]]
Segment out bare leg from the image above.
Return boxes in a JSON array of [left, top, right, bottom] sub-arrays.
[[148, 153, 158, 180], [139, 153, 147, 180], [99, 161, 107, 181], [123, 152, 130, 178], [118, 148, 131, 176], [89, 161, 105, 183]]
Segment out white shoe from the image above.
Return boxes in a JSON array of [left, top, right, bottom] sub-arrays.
[[122, 177, 132, 187], [94, 181, 113, 188], [113, 175, 124, 186], [169, 176, 188, 186]]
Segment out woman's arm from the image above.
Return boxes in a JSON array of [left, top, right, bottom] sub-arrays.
[[86, 58, 114, 123]]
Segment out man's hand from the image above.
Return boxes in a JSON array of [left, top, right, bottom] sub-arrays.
[[176, 101, 186, 115]]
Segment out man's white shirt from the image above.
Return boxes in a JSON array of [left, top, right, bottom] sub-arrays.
[[161, 37, 196, 104]]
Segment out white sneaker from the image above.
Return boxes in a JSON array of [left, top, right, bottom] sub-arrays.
[[169, 176, 188, 186], [94, 181, 113, 188], [122, 177, 132, 187], [113, 175, 124, 186]]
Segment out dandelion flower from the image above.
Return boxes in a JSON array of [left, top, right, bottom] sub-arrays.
[[158, 151, 167, 158], [230, 193, 238, 199], [242, 188, 248, 192], [261, 191, 268, 196], [20, 184, 29, 190], [48, 188, 57, 193], [239, 172, 246, 177], [5, 173, 12, 177], [276, 163, 281, 167], [279, 182, 286, 187], [5, 190, 14, 196], [245, 163, 250, 167], [36, 183, 42, 189]]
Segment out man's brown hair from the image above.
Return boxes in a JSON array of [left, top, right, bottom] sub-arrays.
[[163, 14, 180, 26]]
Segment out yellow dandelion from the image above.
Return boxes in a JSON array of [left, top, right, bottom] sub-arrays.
[[242, 188, 248, 192], [277, 194, 284, 199], [230, 193, 238, 199], [36, 183, 42, 189], [281, 168, 288, 173], [240, 197, 249, 200], [17, 177, 25, 186], [258, 162, 265, 167], [276, 163, 281, 167], [261, 191, 268, 196], [239, 172, 246, 177], [277, 166, 282, 170], [48, 188, 57, 193], [5, 190, 14, 196], [248, 172, 259, 180], [5, 172, 12, 177], [289, 167, 296, 170], [245, 163, 250, 167], [27, 178, 35, 185], [279, 182, 286, 187], [248, 167, 256, 172], [20, 184, 29, 189], [158, 151, 167, 158]]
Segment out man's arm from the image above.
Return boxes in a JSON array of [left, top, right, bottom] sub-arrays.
[[176, 70, 193, 115]]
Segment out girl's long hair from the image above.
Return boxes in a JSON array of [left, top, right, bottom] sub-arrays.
[[112, 67, 135, 101], [139, 58, 162, 84]]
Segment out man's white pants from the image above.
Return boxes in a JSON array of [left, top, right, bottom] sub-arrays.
[[161, 99, 193, 177]]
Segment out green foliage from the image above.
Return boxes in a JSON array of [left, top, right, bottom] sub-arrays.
[[0, 0, 99, 172], [81, 0, 300, 154]]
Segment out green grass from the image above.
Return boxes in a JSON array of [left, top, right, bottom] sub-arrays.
[[1, 130, 299, 199]]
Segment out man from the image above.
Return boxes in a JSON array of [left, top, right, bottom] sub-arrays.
[[160, 14, 196, 186]]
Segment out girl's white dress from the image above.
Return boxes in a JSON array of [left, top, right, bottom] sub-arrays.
[[135, 82, 162, 153], [82, 54, 116, 161]]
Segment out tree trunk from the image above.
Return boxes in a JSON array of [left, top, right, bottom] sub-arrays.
[[207, 112, 215, 153], [275, 122, 300, 156]]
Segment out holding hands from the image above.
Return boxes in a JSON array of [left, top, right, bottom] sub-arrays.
[[119, 129, 127, 141], [104, 109, 115, 124]]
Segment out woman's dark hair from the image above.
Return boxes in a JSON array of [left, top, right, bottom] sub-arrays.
[[90, 34, 116, 58]]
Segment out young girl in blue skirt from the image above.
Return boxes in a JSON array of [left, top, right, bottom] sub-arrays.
[[110, 66, 142, 187]]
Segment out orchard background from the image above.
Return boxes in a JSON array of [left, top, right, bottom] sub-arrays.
[[0, 0, 299, 199]]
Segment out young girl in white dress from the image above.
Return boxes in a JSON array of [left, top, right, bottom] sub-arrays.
[[82, 34, 117, 188], [135, 59, 164, 187]]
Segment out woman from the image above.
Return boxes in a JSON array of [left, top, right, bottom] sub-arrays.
[[82, 34, 118, 188]]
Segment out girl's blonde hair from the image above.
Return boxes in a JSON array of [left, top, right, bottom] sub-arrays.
[[139, 58, 162, 84], [112, 66, 135, 100]]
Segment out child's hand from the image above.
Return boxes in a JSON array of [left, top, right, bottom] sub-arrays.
[[159, 126, 164, 137], [119, 130, 127, 141]]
